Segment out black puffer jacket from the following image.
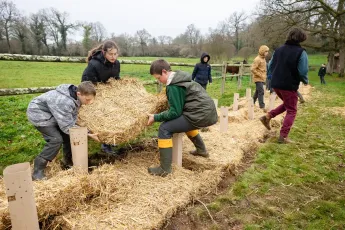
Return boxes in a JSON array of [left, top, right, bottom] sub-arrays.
[[192, 53, 212, 85], [81, 50, 120, 83]]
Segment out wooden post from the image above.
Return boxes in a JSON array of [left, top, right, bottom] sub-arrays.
[[248, 98, 254, 120], [268, 93, 277, 112], [172, 133, 183, 167], [246, 88, 251, 101], [263, 85, 266, 97], [3, 162, 39, 230], [221, 61, 226, 95], [238, 62, 244, 89], [213, 98, 218, 108], [233, 93, 239, 111], [70, 127, 88, 172], [220, 106, 228, 132]]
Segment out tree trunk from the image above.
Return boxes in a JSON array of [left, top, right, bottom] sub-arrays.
[[339, 47, 345, 77], [5, 24, 11, 53], [327, 52, 334, 74]]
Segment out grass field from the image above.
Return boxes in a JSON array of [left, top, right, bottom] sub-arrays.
[[0, 54, 344, 228], [0, 54, 327, 88]]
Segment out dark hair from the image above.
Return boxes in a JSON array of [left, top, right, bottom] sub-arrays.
[[77, 81, 96, 96], [150, 59, 171, 75], [87, 40, 119, 62], [287, 28, 307, 43]]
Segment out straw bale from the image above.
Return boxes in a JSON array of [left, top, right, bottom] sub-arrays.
[[42, 149, 223, 230], [78, 78, 167, 145], [0, 165, 121, 228]]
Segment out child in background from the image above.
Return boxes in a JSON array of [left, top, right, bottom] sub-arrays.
[[318, 64, 327, 84], [192, 53, 212, 90]]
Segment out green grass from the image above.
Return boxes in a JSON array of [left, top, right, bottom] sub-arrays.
[[190, 73, 345, 229], [0, 54, 326, 88]]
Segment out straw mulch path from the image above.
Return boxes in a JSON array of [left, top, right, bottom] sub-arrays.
[[0, 85, 312, 229]]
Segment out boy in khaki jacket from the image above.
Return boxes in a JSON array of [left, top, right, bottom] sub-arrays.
[[251, 45, 269, 109]]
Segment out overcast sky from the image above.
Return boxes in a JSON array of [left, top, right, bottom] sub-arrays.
[[13, 0, 259, 39]]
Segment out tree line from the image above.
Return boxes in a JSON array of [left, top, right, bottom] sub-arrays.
[[0, 0, 344, 76]]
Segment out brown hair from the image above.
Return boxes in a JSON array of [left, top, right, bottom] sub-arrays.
[[150, 59, 171, 75], [286, 28, 307, 43], [77, 81, 96, 96], [86, 40, 119, 62]]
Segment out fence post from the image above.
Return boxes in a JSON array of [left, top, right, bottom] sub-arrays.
[[221, 61, 226, 95], [238, 62, 243, 89]]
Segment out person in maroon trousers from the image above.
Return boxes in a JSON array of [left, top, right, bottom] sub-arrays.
[[259, 28, 309, 144]]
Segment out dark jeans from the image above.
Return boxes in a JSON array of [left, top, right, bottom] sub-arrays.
[[158, 115, 198, 139], [199, 84, 207, 90], [320, 76, 326, 84], [253, 82, 265, 108], [268, 89, 298, 138], [35, 126, 71, 161]]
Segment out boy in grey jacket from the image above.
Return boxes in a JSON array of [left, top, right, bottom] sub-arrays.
[[27, 81, 98, 180]]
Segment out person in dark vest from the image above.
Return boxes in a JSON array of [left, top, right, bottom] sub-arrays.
[[259, 28, 309, 144], [147, 59, 218, 177], [81, 40, 120, 155], [318, 64, 327, 84], [192, 52, 212, 90]]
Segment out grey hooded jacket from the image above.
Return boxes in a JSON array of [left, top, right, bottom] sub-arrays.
[[27, 84, 81, 134]]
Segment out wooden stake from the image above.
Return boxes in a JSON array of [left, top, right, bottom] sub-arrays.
[[246, 88, 251, 101], [172, 133, 183, 167], [3, 163, 39, 230], [220, 106, 228, 132], [70, 126, 88, 172], [233, 93, 239, 111], [248, 98, 254, 120]]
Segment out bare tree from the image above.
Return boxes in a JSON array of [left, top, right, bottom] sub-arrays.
[[260, 0, 345, 77], [0, 0, 19, 53], [91, 21, 107, 43], [13, 16, 29, 53], [82, 23, 93, 55], [136, 29, 151, 55], [224, 11, 248, 53], [204, 27, 236, 62], [41, 8, 77, 54], [158, 35, 173, 45], [184, 24, 201, 56], [29, 13, 46, 54]]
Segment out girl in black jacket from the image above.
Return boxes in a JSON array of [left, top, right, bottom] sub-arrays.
[[82, 40, 120, 83], [81, 40, 120, 154]]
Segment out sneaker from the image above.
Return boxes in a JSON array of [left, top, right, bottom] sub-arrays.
[[259, 115, 271, 130]]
